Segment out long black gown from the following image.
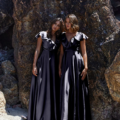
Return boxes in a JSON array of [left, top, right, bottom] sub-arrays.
[[27, 31, 60, 120], [60, 32, 91, 120]]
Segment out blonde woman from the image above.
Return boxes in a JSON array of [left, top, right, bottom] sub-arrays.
[[59, 14, 91, 120]]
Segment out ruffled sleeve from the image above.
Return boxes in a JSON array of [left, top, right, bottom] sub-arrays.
[[75, 32, 88, 41], [35, 31, 46, 39], [80, 32, 88, 41]]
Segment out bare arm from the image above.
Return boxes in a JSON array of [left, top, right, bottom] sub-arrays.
[[32, 36, 42, 76], [80, 38, 88, 80], [59, 44, 64, 77]]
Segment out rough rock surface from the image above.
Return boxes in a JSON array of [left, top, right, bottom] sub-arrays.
[[111, 0, 120, 15], [84, 0, 120, 120], [0, 49, 14, 64], [0, 0, 13, 15], [0, 91, 6, 114], [105, 51, 120, 102], [0, 10, 14, 35], [10, 0, 120, 119], [0, 75, 19, 105], [0, 0, 14, 35], [1, 60, 16, 76]]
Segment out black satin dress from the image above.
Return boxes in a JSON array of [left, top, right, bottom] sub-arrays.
[[27, 31, 60, 120], [60, 32, 91, 120]]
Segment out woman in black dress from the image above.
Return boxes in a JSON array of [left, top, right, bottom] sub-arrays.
[[22, 18, 63, 120], [59, 14, 91, 120]]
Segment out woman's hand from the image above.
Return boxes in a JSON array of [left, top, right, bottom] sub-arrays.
[[32, 66, 38, 76], [81, 68, 88, 80], [32, 36, 42, 77], [59, 68, 62, 77]]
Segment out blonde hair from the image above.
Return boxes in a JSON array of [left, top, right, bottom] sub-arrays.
[[64, 14, 79, 33]]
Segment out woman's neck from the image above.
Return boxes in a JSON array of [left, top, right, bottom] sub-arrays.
[[67, 29, 73, 34], [51, 30, 55, 36]]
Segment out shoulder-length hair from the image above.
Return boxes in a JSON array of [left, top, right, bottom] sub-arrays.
[[47, 18, 63, 39], [64, 14, 79, 33]]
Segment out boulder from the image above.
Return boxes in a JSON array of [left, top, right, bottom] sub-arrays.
[[105, 51, 120, 102], [0, 0, 14, 35], [0, 91, 6, 115], [0, 75, 19, 105], [1, 60, 16, 76], [11, 0, 120, 119]]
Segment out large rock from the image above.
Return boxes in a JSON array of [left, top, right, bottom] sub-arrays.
[[111, 0, 120, 22], [0, 91, 6, 115], [84, 0, 120, 120], [12, 0, 90, 109], [111, 0, 120, 15], [105, 51, 120, 102], [0, 0, 13, 15], [0, 49, 14, 64], [0, 0, 14, 35], [12, 0, 120, 119], [1, 60, 16, 76], [0, 75, 19, 105], [0, 10, 14, 35]]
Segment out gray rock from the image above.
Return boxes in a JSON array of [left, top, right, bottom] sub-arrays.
[[1, 60, 16, 76], [0, 10, 14, 35], [11, 0, 120, 119], [0, 75, 19, 105], [0, 49, 14, 65], [0, 91, 6, 115]]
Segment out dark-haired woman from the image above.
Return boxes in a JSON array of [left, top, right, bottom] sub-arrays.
[[22, 18, 63, 120], [59, 14, 91, 120]]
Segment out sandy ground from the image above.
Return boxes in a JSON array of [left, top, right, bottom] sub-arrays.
[[0, 107, 28, 120]]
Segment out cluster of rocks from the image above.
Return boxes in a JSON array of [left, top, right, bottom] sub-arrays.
[[0, 0, 28, 119], [1, 0, 120, 119], [0, 0, 19, 107], [0, 67, 28, 120], [110, 0, 120, 26], [0, 49, 14, 64], [0, 60, 18, 105], [111, 0, 120, 16], [0, 60, 28, 120]]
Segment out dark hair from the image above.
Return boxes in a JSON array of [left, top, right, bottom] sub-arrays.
[[64, 14, 79, 33], [47, 18, 63, 38]]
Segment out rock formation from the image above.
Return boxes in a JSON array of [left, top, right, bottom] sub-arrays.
[[111, 0, 120, 16], [0, 91, 6, 114], [0, 60, 19, 106], [1, 60, 16, 76], [0, 0, 14, 35], [0, 0, 120, 119], [105, 51, 120, 102]]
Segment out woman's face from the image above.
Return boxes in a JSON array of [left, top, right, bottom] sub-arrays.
[[52, 21, 60, 32], [65, 18, 71, 30]]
